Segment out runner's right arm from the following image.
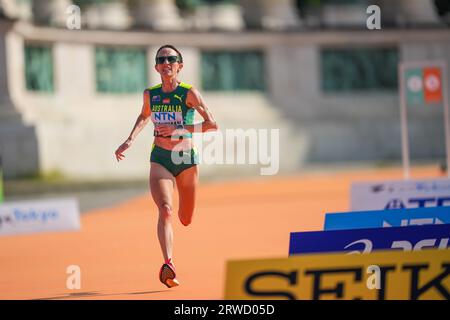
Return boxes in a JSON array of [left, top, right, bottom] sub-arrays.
[[115, 91, 151, 161], [126, 90, 152, 143]]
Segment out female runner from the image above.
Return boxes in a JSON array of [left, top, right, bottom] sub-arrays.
[[115, 44, 218, 288]]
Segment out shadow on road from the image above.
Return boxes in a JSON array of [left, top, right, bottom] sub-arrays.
[[33, 290, 169, 300]]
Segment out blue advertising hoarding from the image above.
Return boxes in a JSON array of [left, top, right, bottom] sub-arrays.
[[289, 224, 450, 255]]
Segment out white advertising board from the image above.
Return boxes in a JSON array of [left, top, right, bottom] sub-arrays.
[[0, 198, 80, 236], [351, 178, 450, 211]]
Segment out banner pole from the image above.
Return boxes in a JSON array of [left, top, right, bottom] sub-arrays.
[[0, 155, 4, 203], [399, 63, 410, 180]]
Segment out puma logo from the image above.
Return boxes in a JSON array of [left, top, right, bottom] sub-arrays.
[[174, 94, 183, 103]]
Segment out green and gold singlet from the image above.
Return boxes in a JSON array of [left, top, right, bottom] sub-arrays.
[[147, 82, 199, 176], [146, 82, 195, 139]]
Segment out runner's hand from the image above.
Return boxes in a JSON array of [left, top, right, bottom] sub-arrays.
[[155, 124, 176, 137], [115, 139, 132, 162]]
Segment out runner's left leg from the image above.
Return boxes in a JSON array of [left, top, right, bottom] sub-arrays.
[[175, 165, 198, 226]]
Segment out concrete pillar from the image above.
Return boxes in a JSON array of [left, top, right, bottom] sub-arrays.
[[0, 17, 39, 178], [54, 43, 94, 98], [376, 0, 441, 26], [1, 0, 32, 21], [209, 3, 245, 31], [129, 0, 183, 30], [84, 0, 131, 30], [239, 0, 300, 30], [176, 46, 200, 88], [372, 0, 400, 27], [182, 5, 210, 30], [320, 2, 368, 28], [32, 0, 73, 27], [0, 17, 19, 121], [397, 0, 441, 25], [184, 3, 245, 31]]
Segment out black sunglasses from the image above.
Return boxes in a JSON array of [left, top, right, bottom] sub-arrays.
[[155, 55, 180, 64]]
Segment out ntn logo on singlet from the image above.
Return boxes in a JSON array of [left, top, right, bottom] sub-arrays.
[[151, 104, 183, 124], [152, 112, 183, 123]]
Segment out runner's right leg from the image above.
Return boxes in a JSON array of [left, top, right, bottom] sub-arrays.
[[150, 162, 179, 287], [150, 162, 175, 265]]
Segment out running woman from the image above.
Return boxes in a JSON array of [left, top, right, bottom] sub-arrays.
[[115, 45, 218, 288]]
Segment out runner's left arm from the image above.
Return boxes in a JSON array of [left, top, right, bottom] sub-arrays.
[[156, 87, 218, 137]]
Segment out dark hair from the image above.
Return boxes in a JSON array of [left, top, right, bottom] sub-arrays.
[[155, 44, 183, 63]]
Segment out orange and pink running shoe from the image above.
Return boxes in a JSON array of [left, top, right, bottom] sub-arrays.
[[159, 258, 179, 288]]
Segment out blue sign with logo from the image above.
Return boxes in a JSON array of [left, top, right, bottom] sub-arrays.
[[289, 224, 450, 255], [324, 206, 450, 230]]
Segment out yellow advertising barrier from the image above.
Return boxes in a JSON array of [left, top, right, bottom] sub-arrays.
[[224, 249, 450, 300]]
